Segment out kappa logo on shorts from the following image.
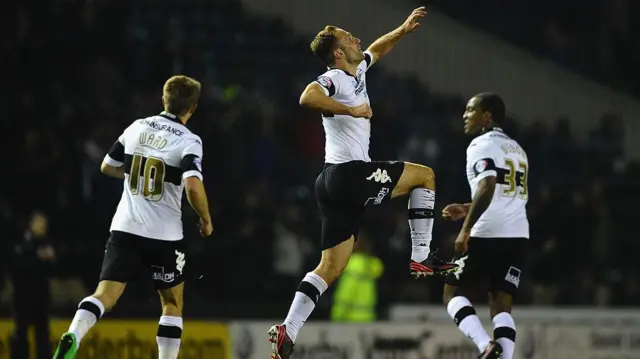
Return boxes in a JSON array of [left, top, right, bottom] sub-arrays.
[[175, 250, 186, 275], [505, 266, 521, 288], [366, 168, 392, 184], [453, 255, 468, 280], [152, 266, 176, 283]]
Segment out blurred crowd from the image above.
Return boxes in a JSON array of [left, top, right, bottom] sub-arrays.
[[1, 0, 639, 319], [430, 0, 640, 95]]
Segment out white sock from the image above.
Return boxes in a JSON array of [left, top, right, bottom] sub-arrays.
[[283, 272, 328, 342], [157, 315, 183, 359], [68, 296, 105, 348], [447, 296, 491, 353], [493, 312, 516, 359], [408, 188, 435, 262]]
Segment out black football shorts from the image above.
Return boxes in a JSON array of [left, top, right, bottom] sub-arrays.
[[99, 230, 187, 290], [314, 160, 405, 250], [445, 237, 528, 296]]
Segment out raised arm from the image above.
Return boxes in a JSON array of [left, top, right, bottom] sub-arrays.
[[366, 7, 426, 64]]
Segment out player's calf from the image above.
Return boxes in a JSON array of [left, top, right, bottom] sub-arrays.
[[68, 296, 106, 341], [392, 162, 458, 276], [489, 292, 516, 359], [91, 280, 126, 311], [54, 298, 104, 359], [157, 316, 183, 359], [284, 238, 351, 339], [53, 280, 123, 358], [392, 163, 435, 263], [312, 242, 353, 285], [269, 238, 353, 359], [53, 296, 107, 359], [444, 285, 496, 357], [157, 283, 184, 359]]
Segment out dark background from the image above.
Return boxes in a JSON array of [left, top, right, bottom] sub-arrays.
[[1, 0, 638, 320]]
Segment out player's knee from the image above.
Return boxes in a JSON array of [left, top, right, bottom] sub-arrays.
[[417, 164, 435, 177], [159, 290, 183, 316], [417, 165, 435, 188], [405, 163, 435, 188], [489, 291, 512, 316], [393, 163, 435, 198]]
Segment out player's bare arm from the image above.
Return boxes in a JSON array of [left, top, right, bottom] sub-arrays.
[[184, 176, 213, 236], [454, 176, 496, 253], [366, 6, 426, 63], [299, 82, 372, 118], [442, 203, 472, 221], [462, 176, 496, 231], [100, 161, 125, 179]]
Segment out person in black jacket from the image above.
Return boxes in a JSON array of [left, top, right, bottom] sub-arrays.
[[11, 211, 56, 359]]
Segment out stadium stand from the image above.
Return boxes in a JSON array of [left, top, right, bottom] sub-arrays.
[[2, 0, 639, 321]]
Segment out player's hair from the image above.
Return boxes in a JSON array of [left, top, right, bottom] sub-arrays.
[[475, 93, 506, 125], [310, 25, 340, 66], [162, 75, 202, 116]]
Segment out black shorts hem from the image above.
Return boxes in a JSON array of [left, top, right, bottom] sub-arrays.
[[444, 237, 527, 296], [153, 277, 186, 290], [320, 232, 358, 251]]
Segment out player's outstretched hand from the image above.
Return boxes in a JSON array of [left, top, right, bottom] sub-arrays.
[[401, 6, 427, 34], [349, 104, 373, 119], [198, 218, 214, 237], [442, 203, 468, 221]]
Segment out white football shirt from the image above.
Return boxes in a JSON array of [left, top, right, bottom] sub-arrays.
[[466, 128, 529, 238], [315, 51, 375, 164], [103, 112, 204, 241]]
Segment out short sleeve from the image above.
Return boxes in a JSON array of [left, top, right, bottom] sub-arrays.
[[103, 133, 125, 167], [181, 135, 203, 158], [315, 72, 342, 97], [181, 136, 203, 180], [468, 143, 498, 182], [363, 50, 375, 70]]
